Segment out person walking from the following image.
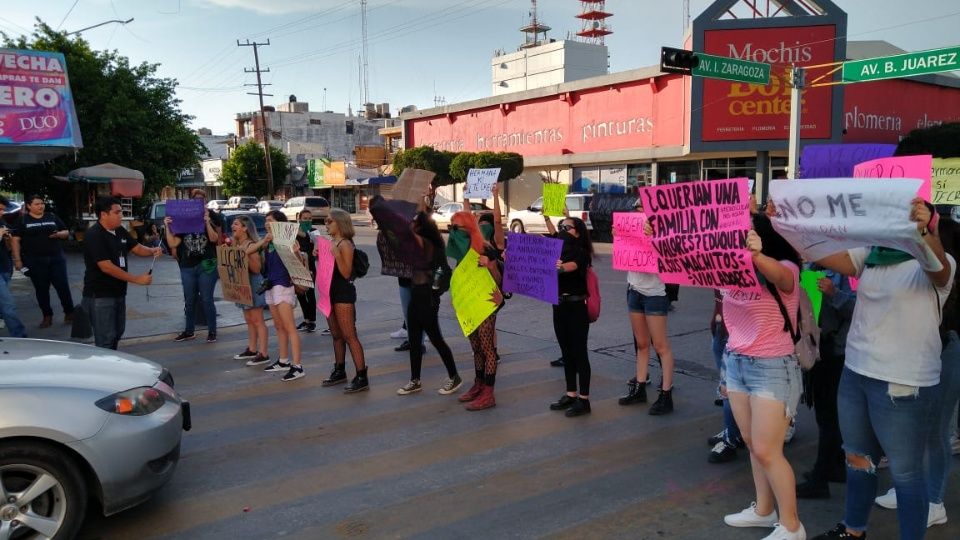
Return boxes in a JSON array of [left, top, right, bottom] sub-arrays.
[[228, 215, 271, 367], [164, 189, 223, 343], [318, 208, 369, 393], [246, 210, 305, 381], [0, 196, 26, 337], [295, 209, 318, 333], [81, 197, 161, 350], [11, 194, 74, 328]]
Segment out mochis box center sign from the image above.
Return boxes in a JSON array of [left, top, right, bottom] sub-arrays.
[[0, 48, 82, 147], [701, 25, 837, 142]]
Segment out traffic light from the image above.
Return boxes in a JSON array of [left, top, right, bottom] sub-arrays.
[[660, 47, 700, 75]]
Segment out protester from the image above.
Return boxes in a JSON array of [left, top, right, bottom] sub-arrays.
[[718, 213, 805, 540], [11, 194, 74, 328], [228, 215, 270, 367], [616, 199, 676, 415], [246, 210, 305, 381], [164, 188, 222, 343], [544, 212, 594, 417], [706, 289, 746, 463], [295, 209, 318, 333], [369, 194, 418, 353], [318, 208, 369, 393], [0, 196, 27, 337], [81, 197, 161, 350]]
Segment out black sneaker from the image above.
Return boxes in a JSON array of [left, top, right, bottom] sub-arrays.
[[321, 366, 348, 386], [394, 340, 411, 352], [245, 353, 271, 367], [304, 322, 317, 333], [708, 440, 738, 463], [811, 524, 865, 539], [565, 398, 591, 417], [263, 360, 291, 373], [233, 348, 257, 360], [320, 328, 331, 335], [708, 429, 728, 447], [296, 321, 308, 330], [206, 332, 217, 343], [281, 365, 305, 381], [649, 388, 674, 416], [174, 331, 196, 342], [618, 378, 647, 405], [550, 394, 577, 411], [550, 357, 564, 367]]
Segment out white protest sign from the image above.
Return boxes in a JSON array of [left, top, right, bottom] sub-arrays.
[[463, 168, 501, 199], [268, 221, 315, 288], [769, 178, 943, 272]]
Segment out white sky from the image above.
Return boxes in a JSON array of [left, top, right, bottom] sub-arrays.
[[3, 0, 959, 134]]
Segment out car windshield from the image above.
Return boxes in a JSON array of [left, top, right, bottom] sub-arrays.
[[154, 204, 166, 218], [223, 213, 267, 238], [566, 197, 585, 211], [530, 197, 543, 210], [305, 197, 329, 207]]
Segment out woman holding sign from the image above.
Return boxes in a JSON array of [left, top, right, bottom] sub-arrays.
[[230, 215, 270, 367]]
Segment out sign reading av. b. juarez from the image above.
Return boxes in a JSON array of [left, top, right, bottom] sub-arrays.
[[0, 49, 82, 147], [843, 45, 960, 83], [639, 178, 757, 290]]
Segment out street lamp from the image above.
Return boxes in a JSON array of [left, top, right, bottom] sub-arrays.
[[66, 18, 134, 36]]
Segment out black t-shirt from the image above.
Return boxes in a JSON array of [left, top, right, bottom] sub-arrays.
[[558, 239, 590, 296], [175, 210, 222, 268], [13, 212, 67, 257], [83, 223, 133, 298]]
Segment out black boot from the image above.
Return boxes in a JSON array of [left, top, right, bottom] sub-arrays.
[[618, 378, 647, 405], [321, 365, 347, 387], [565, 397, 592, 417], [344, 368, 369, 393], [649, 388, 674, 415]]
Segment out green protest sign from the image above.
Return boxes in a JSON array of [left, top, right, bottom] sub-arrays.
[[542, 184, 568, 217], [800, 270, 826, 324]]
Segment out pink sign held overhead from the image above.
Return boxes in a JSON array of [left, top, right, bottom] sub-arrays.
[[854, 154, 933, 201], [314, 236, 334, 318], [639, 177, 758, 291], [612, 212, 658, 273]]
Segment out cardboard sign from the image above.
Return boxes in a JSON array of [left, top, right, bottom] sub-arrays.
[[268, 221, 314, 289], [391, 168, 436, 204], [165, 199, 206, 234], [853, 154, 933, 201], [799, 269, 826, 323], [502, 232, 562, 304], [639, 178, 758, 291], [799, 144, 896, 179], [463, 168, 500, 199], [612, 212, 658, 273], [216, 245, 253, 305], [314, 236, 334, 317], [933, 158, 960, 205], [769, 178, 943, 272], [542, 183, 568, 217], [450, 248, 500, 336]]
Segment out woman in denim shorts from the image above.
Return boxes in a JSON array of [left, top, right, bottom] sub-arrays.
[[721, 213, 805, 540], [230, 215, 270, 367]]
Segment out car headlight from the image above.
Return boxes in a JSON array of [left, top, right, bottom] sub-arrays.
[[96, 386, 166, 415]]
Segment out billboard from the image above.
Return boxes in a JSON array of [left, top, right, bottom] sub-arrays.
[[843, 78, 960, 143], [0, 48, 82, 147]]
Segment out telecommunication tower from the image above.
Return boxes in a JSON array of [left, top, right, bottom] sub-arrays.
[[575, 1, 613, 45], [519, 0, 551, 50]]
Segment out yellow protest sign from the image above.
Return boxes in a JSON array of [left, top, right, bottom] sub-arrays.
[[932, 158, 960, 206], [542, 183, 568, 217], [450, 249, 499, 337]]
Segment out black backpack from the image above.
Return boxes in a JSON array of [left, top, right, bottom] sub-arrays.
[[352, 247, 370, 279]]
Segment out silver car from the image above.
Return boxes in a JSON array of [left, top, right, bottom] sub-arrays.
[[0, 339, 190, 538]]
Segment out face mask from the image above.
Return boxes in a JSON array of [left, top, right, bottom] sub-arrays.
[[299, 221, 312, 234], [445, 228, 471, 264], [479, 223, 494, 242], [558, 230, 572, 241]]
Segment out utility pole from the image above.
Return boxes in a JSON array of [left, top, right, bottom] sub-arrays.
[[360, 0, 370, 106], [238, 39, 275, 198]]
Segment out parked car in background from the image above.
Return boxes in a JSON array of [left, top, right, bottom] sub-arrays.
[[225, 196, 258, 211], [0, 338, 190, 537], [1, 200, 22, 227], [207, 199, 228, 211], [282, 196, 330, 223], [507, 193, 593, 234], [433, 201, 493, 231], [255, 200, 284, 214], [220, 211, 268, 243]]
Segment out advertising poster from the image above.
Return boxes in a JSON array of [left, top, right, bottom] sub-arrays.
[[0, 48, 82, 147]]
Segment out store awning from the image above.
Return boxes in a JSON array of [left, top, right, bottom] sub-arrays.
[[58, 162, 145, 197]]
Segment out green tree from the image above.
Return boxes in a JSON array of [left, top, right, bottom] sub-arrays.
[[449, 151, 524, 182], [1, 21, 206, 218], [895, 122, 960, 157], [219, 141, 289, 198]]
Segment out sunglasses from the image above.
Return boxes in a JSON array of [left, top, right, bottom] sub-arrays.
[[558, 224, 573, 232]]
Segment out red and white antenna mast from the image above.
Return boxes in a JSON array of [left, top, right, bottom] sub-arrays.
[[519, 0, 551, 49], [575, 1, 612, 45]]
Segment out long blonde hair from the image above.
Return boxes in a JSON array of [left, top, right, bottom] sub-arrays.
[[234, 215, 260, 244], [328, 208, 354, 240]]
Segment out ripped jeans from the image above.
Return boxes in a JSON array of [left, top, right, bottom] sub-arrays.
[[837, 367, 936, 540]]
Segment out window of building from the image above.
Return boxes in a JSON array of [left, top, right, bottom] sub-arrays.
[[309, 119, 322, 125], [627, 164, 652, 188], [658, 161, 701, 184], [345, 121, 354, 135], [729, 157, 757, 181]]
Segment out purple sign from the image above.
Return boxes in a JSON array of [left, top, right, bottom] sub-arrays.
[[799, 144, 896, 179], [503, 232, 563, 304], [165, 199, 206, 234]]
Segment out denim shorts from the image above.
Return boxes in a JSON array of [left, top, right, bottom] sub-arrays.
[[722, 350, 802, 418], [626, 288, 669, 316]]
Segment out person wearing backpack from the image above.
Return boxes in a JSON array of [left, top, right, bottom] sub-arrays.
[[320, 208, 368, 393], [544, 213, 594, 417]]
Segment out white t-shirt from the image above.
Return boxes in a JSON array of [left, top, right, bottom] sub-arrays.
[[627, 271, 666, 296], [845, 247, 956, 387]]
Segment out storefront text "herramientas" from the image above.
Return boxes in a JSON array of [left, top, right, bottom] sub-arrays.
[[476, 127, 563, 150]]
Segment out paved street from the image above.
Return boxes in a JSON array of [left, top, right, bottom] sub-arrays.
[[11, 226, 958, 539]]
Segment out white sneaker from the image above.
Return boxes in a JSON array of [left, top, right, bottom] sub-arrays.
[[875, 487, 897, 509], [724, 502, 779, 528], [784, 419, 796, 444], [762, 522, 806, 540], [390, 328, 407, 339], [928, 502, 948, 527]]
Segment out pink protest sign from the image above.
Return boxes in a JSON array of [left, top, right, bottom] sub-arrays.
[[314, 236, 334, 318], [638, 177, 758, 291], [853, 155, 933, 201], [612, 212, 658, 273], [0, 49, 82, 147]]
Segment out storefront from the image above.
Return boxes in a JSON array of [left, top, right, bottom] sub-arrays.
[[402, 0, 960, 210]]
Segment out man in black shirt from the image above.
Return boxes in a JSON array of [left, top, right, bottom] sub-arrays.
[[82, 197, 161, 350]]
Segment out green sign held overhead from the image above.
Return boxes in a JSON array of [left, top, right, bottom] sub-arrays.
[[842, 45, 960, 83], [692, 52, 771, 85]]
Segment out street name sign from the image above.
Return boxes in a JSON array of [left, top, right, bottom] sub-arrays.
[[692, 52, 771, 85], [842, 45, 960, 83]]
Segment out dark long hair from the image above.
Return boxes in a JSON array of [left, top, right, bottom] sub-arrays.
[[413, 211, 445, 263], [565, 217, 594, 261], [266, 210, 287, 222], [752, 213, 800, 267]]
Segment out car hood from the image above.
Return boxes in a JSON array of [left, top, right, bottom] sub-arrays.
[[0, 339, 163, 392]]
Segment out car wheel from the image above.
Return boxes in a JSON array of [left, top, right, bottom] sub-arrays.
[[510, 220, 525, 234], [0, 442, 87, 539]]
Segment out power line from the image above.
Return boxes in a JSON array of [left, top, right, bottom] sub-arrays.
[[56, 0, 82, 31]]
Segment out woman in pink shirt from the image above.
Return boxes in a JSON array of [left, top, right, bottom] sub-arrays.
[[721, 213, 805, 540]]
